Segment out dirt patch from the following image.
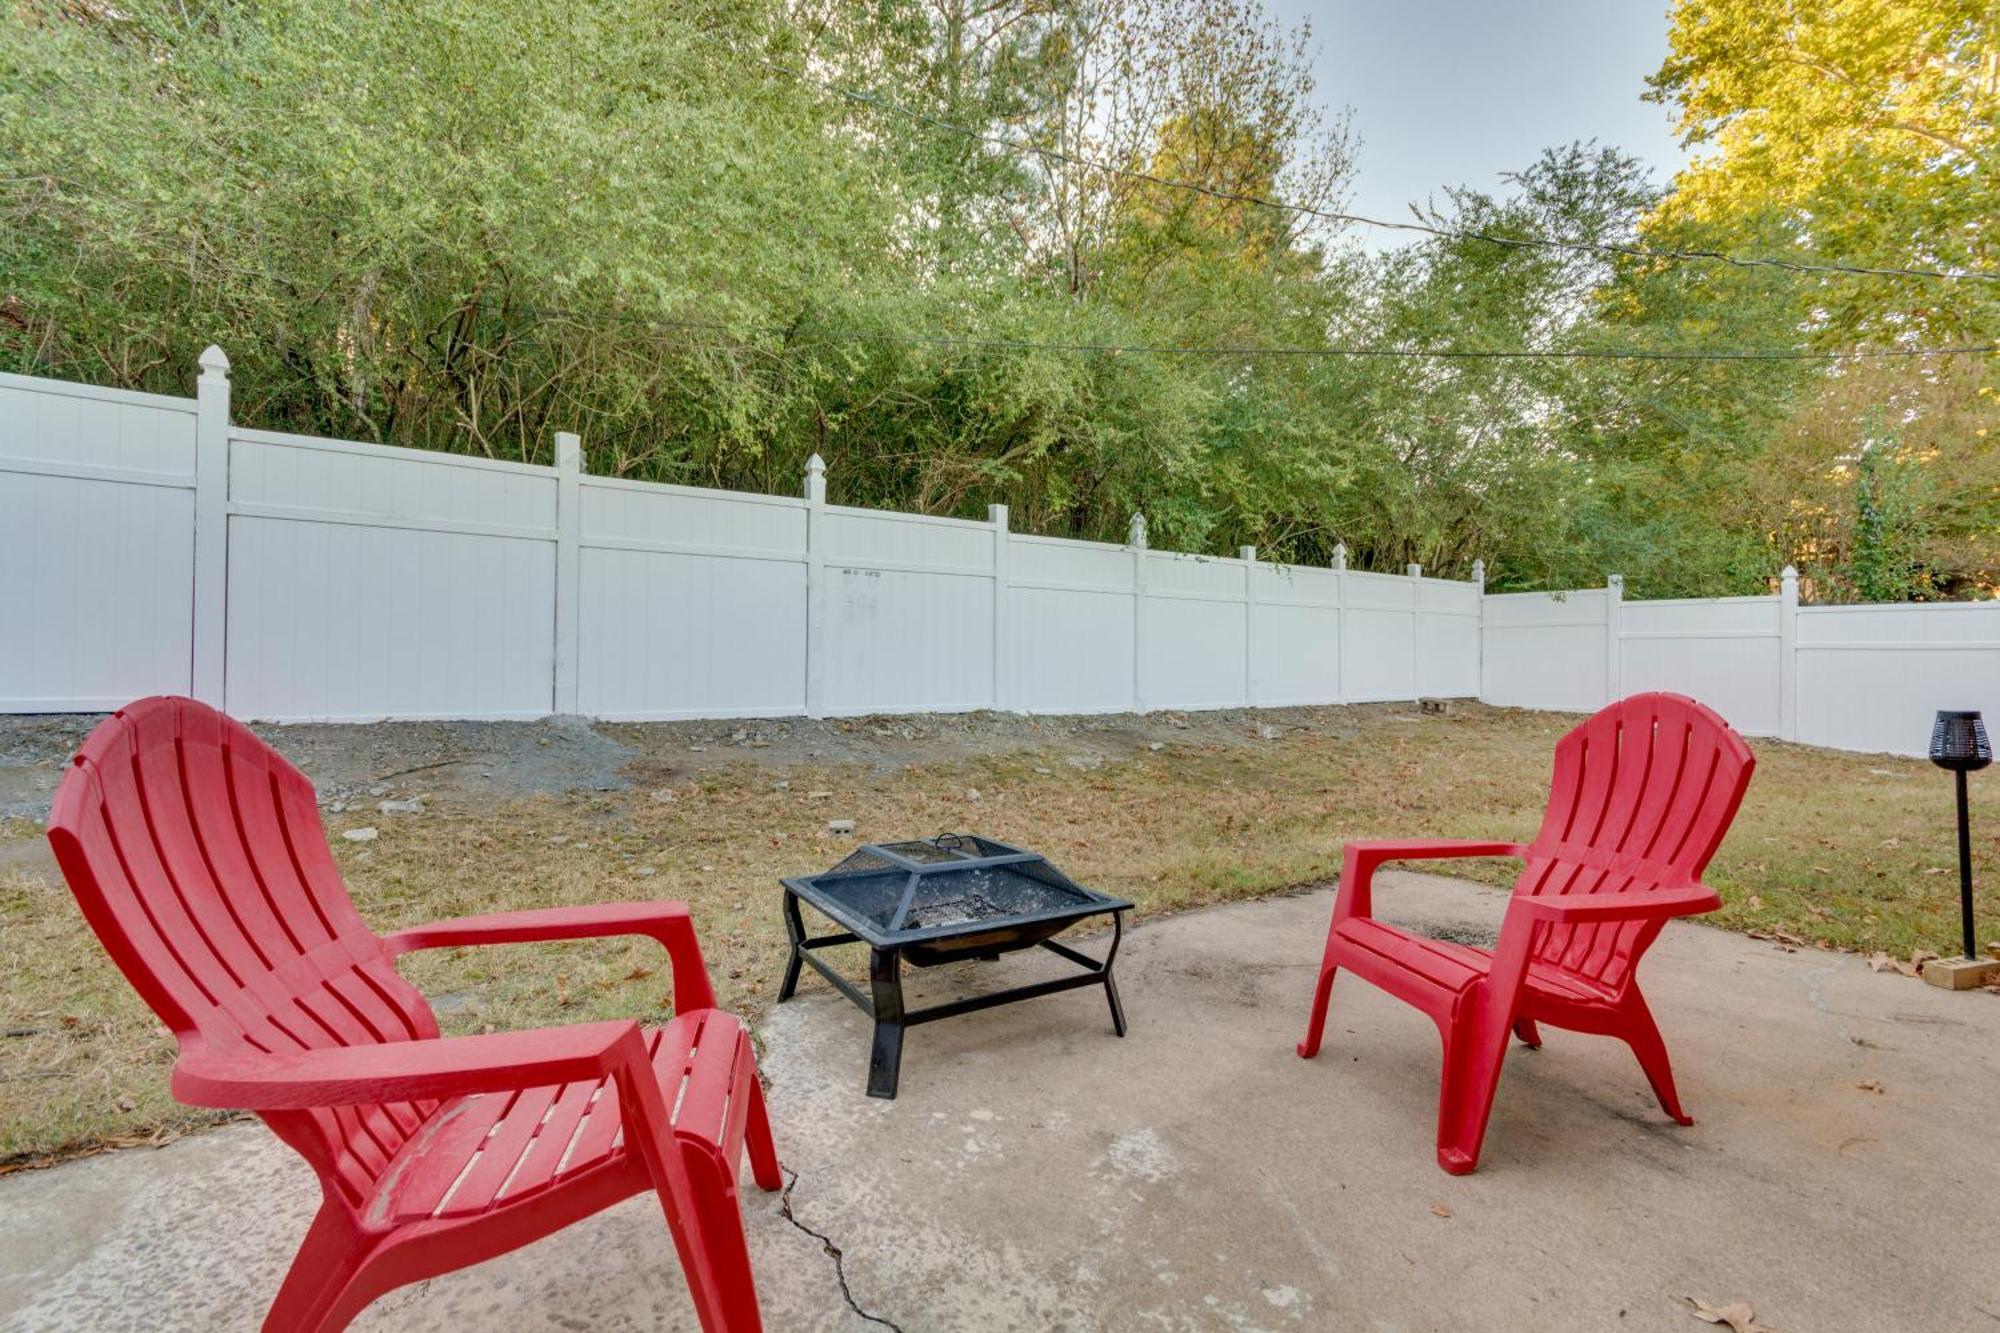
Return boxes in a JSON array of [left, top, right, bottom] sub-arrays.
[[0, 716, 100, 822], [0, 705, 1376, 822]]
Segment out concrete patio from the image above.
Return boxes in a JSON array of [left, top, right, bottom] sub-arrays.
[[3, 871, 1996, 1332]]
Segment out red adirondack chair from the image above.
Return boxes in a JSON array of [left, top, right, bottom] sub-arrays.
[[1297, 692, 1754, 1174], [46, 696, 782, 1332]]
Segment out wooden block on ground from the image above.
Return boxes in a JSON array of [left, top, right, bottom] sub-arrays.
[[1921, 956, 2000, 990]]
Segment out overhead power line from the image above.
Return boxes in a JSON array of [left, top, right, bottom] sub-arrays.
[[717, 39, 2000, 288]]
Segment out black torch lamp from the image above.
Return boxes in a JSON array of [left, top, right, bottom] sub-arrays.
[[1928, 710, 1992, 961]]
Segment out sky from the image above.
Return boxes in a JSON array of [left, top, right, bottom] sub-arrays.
[[1264, 1, 1690, 241]]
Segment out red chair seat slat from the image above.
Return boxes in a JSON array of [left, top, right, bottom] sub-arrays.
[[368, 1011, 753, 1228], [1334, 917, 1622, 1007]]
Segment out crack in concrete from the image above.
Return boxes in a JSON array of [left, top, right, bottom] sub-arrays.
[[778, 1168, 903, 1331], [1800, 961, 1861, 1049]]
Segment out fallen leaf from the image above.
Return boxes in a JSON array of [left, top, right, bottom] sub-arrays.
[[1685, 1294, 1780, 1332], [1743, 894, 1764, 911], [1429, 1202, 1452, 1219], [1866, 952, 1894, 973], [1892, 949, 1940, 978], [1856, 1079, 1885, 1094]]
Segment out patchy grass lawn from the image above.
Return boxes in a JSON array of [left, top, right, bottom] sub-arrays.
[[3, 703, 1994, 1167]]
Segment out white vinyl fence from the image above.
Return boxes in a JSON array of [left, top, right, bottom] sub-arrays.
[[1481, 575, 2000, 756], [1, 351, 1475, 725], [3, 352, 1991, 755]]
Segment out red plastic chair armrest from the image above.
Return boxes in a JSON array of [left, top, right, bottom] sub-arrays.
[[1512, 883, 1723, 925], [172, 1020, 646, 1110], [384, 901, 718, 1011], [1346, 838, 1527, 866], [1335, 840, 1525, 922], [384, 901, 693, 951]]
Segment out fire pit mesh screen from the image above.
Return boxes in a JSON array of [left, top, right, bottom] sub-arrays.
[[827, 848, 902, 875], [789, 835, 1105, 939], [807, 871, 910, 930], [900, 866, 1086, 930]]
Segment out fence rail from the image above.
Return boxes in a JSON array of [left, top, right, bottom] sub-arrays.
[[4, 353, 1994, 756]]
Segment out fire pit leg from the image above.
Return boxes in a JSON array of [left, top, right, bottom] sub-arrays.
[[1103, 911, 1128, 1037], [866, 947, 907, 1099], [777, 890, 806, 1003]]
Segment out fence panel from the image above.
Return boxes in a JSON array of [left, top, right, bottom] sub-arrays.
[[1617, 596, 1783, 735], [1797, 603, 2000, 755], [1479, 590, 1610, 711], [0, 375, 197, 710], [1008, 536, 1136, 713], [1252, 564, 1342, 707], [575, 478, 809, 720], [818, 506, 997, 715], [223, 429, 559, 721], [1139, 552, 1249, 710], [1339, 571, 1419, 702], [1416, 577, 1482, 698]]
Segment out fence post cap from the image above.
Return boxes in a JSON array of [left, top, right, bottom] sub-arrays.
[[1331, 542, 1347, 570], [1781, 564, 1799, 581], [1239, 545, 1257, 562], [806, 452, 826, 475], [988, 502, 1009, 526], [1407, 562, 1423, 578], [555, 431, 583, 468], [198, 345, 230, 377], [1471, 558, 1486, 583], [1607, 572, 1626, 589], [1128, 512, 1148, 548]]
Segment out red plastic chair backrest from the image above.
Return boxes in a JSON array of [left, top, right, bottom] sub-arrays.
[[1517, 692, 1754, 993], [47, 696, 439, 1209]]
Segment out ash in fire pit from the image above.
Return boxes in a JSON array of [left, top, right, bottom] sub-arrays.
[[779, 835, 1131, 1097]]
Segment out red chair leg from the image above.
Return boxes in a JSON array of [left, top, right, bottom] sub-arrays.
[[615, 1060, 748, 1333], [1512, 1017, 1543, 1049], [261, 1203, 370, 1333], [1434, 1004, 1515, 1175], [744, 1077, 782, 1192], [679, 1141, 765, 1333], [1618, 991, 1692, 1125], [1297, 960, 1338, 1058]]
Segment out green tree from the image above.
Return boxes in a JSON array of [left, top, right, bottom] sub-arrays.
[[1647, 0, 2000, 342]]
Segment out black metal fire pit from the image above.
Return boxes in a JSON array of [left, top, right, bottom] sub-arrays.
[[778, 834, 1131, 1098]]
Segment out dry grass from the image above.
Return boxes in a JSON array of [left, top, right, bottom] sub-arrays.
[[3, 704, 1994, 1167]]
